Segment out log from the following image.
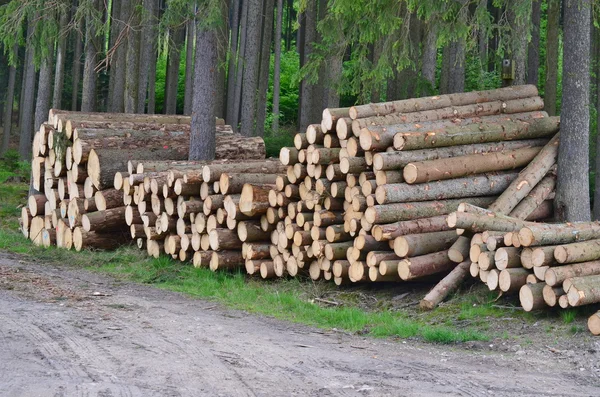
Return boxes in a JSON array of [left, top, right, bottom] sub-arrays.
[[554, 239, 600, 264], [392, 117, 559, 151], [469, 243, 487, 263], [509, 174, 556, 219], [322, 107, 350, 130], [125, 206, 143, 226], [203, 160, 285, 182], [588, 311, 600, 335], [567, 275, 600, 306], [95, 189, 123, 211], [325, 241, 354, 261], [220, 173, 279, 195], [209, 228, 243, 250], [72, 227, 126, 251], [494, 247, 522, 270], [371, 215, 451, 241], [519, 283, 546, 311], [486, 269, 500, 290], [28, 194, 47, 217], [326, 224, 352, 243], [519, 222, 600, 247], [489, 134, 559, 214], [365, 197, 496, 224], [498, 268, 530, 293], [209, 251, 245, 271], [394, 231, 457, 257], [351, 98, 544, 135], [530, 246, 558, 267], [348, 85, 539, 119], [403, 147, 541, 184], [81, 207, 128, 232], [237, 221, 266, 243], [398, 250, 455, 280], [376, 173, 517, 204], [447, 211, 536, 234], [544, 261, 600, 287], [420, 261, 471, 310], [448, 236, 471, 263], [478, 251, 496, 271], [542, 285, 564, 307]]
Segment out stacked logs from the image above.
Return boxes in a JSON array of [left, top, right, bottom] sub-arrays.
[[122, 158, 287, 276], [21, 109, 266, 252], [445, 204, 600, 335], [268, 85, 560, 286]]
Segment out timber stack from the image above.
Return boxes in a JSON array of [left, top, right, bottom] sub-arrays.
[[444, 204, 600, 336], [21, 109, 266, 252], [270, 84, 560, 286]]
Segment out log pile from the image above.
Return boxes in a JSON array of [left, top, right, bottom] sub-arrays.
[[21, 110, 266, 251], [267, 85, 559, 286]]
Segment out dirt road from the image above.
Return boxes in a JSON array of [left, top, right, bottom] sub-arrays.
[[0, 252, 598, 396]]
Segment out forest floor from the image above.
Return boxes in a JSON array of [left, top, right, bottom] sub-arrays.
[[1, 250, 600, 397]]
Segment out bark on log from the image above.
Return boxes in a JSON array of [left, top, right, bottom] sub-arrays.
[[95, 189, 124, 211], [209, 250, 245, 271], [519, 222, 600, 247], [489, 134, 559, 215], [398, 250, 455, 280], [365, 197, 496, 224], [371, 215, 451, 241], [545, 261, 600, 287], [509, 174, 556, 219], [403, 147, 541, 184], [393, 117, 558, 151], [202, 160, 286, 182], [542, 285, 564, 307], [239, 184, 273, 217], [349, 85, 539, 119], [352, 98, 544, 135], [220, 173, 279, 195], [567, 276, 600, 306], [420, 261, 471, 310], [447, 211, 536, 234], [81, 207, 128, 232], [209, 228, 243, 250], [554, 239, 600, 264], [394, 231, 457, 257], [73, 227, 127, 251], [377, 173, 517, 204]]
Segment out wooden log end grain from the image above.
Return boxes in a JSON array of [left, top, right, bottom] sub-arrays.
[[588, 311, 600, 335], [519, 283, 546, 312]]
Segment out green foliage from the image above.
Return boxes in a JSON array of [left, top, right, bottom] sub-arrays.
[[263, 126, 295, 158], [560, 309, 577, 325]]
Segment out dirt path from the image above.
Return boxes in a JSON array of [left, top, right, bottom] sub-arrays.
[[0, 252, 599, 397]]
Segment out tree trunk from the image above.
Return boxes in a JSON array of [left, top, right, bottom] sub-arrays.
[[255, 0, 275, 137], [72, 26, 83, 111], [240, 0, 264, 136], [421, 22, 437, 96], [226, 0, 242, 123], [137, 0, 159, 114], [298, 0, 317, 131], [231, 0, 249, 131], [544, 0, 560, 115], [34, 44, 54, 132], [507, 0, 531, 85], [18, 19, 37, 159], [147, 47, 158, 114], [555, 0, 592, 222], [527, 0, 541, 86], [215, 0, 228, 119], [164, 26, 185, 114], [189, 21, 218, 160], [1, 56, 16, 156], [403, 146, 541, 184], [184, 18, 195, 116], [53, 11, 69, 109], [447, 37, 466, 93], [108, 0, 126, 112], [595, 24, 600, 220], [81, 0, 101, 112], [125, 0, 141, 113]]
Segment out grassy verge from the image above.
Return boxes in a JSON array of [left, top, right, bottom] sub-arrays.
[[1, 158, 588, 345]]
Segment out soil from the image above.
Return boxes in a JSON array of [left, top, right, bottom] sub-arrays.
[[0, 251, 599, 397]]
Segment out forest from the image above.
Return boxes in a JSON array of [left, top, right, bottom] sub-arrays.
[[0, 0, 597, 220]]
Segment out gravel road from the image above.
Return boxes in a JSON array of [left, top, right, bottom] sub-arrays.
[[0, 252, 598, 397]]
